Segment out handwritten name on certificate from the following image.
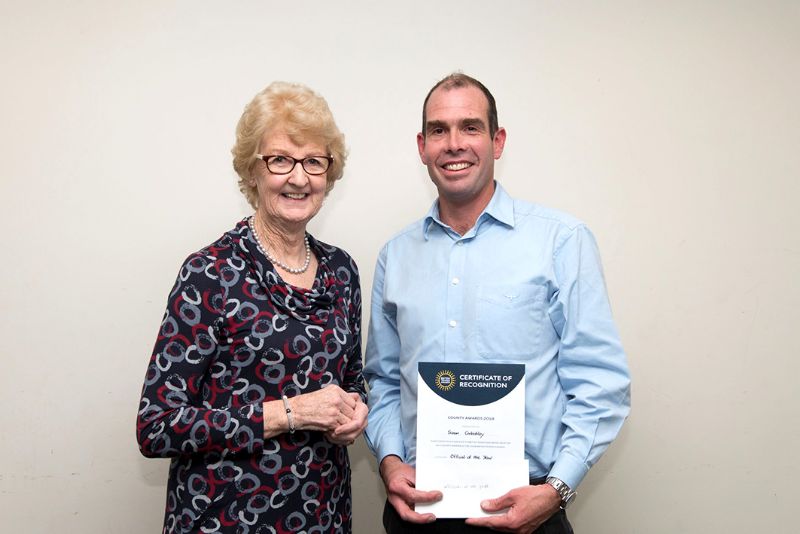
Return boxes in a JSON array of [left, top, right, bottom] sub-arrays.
[[415, 362, 529, 518]]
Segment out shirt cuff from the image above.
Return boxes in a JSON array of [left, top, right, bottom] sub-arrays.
[[367, 433, 406, 465], [549, 455, 589, 490]]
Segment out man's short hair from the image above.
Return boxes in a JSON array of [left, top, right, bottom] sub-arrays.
[[421, 73, 499, 138]]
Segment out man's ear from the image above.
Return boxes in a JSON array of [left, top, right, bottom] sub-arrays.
[[493, 127, 507, 159], [417, 132, 428, 164]]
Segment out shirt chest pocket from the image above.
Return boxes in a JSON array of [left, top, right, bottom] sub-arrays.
[[475, 284, 547, 360]]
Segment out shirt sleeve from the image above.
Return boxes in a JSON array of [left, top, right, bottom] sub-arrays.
[[136, 254, 265, 459], [340, 257, 367, 403], [547, 225, 631, 489], [363, 244, 406, 463]]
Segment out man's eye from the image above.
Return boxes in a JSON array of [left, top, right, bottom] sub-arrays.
[[430, 128, 444, 135]]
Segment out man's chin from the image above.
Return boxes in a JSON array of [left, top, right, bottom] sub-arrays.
[[433, 178, 492, 203]]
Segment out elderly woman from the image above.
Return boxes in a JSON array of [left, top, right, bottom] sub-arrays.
[[137, 82, 367, 533]]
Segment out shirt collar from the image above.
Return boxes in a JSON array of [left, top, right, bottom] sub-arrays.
[[423, 181, 515, 239]]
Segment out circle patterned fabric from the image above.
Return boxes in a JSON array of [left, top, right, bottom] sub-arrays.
[[137, 219, 365, 533]]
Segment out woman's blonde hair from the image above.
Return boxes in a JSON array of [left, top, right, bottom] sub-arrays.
[[232, 82, 347, 208]]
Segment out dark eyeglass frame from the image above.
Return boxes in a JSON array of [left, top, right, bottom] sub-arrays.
[[255, 154, 334, 176]]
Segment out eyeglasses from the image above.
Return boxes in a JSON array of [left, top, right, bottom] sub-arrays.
[[255, 154, 333, 175]]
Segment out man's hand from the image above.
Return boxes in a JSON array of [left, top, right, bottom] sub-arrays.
[[464, 483, 561, 533], [380, 455, 442, 524]]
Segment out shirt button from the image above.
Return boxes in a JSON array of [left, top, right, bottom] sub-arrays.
[[448, 320, 457, 328], [457, 241, 464, 246], [452, 277, 460, 285]]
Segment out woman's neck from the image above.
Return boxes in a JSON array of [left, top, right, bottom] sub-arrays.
[[255, 211, 307, 263]]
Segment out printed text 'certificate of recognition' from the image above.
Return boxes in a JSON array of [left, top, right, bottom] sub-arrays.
[[415, 362, 529, 518]]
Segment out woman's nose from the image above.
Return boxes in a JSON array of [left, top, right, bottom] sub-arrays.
[[287, 164, 310, 185]]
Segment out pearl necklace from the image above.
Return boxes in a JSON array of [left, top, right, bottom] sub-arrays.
[[248, 216, 311, 274]]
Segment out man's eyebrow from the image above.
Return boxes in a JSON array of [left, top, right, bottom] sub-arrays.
[[425, 118, 487, 132], [424, 120, 448, 132], [461, 118, 486, 129]]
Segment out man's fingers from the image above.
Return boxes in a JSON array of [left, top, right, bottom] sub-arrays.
[[387, 480, 441, 508], [388, 496, 437, 524], [409, 488, 443, 505], [480, 492, 514, 512], [382, 458, 441, 524], [464, 490, 516, 529], [401, 510, 437, 524], [464, 515, 506, 529]]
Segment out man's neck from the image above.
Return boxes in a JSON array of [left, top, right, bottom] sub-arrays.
[[437, 183, 495, 236]]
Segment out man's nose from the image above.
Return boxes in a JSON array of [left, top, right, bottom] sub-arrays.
[[445, 130, 466, 151]]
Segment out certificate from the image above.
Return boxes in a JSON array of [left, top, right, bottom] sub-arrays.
[[415, 362, 529, 518]]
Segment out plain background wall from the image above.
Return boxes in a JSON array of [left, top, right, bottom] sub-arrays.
[[1, 1, 798, 532]]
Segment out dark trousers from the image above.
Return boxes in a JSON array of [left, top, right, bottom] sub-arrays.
[[382, 478, 574, 534]]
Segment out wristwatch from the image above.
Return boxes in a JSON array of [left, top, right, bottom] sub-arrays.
[[545, 477, 577, 509]]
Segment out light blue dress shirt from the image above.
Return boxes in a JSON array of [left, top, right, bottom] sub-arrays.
[[364, 183, 631, 489]]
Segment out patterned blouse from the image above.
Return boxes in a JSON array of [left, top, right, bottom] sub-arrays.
[[137, 219, 365, 533]]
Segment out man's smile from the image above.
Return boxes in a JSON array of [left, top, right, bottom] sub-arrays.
[[442, 161, 473, 171]]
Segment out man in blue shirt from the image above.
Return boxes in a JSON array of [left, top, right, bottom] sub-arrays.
[[364, 73, 631, 533]]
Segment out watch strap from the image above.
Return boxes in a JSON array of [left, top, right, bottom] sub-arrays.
[[545, 476, 576, 509]]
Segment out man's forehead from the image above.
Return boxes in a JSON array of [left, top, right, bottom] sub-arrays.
[[425, 85, 489, 120]]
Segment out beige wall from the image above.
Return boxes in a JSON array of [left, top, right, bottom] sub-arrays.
[[1, 1, 797, 532]]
